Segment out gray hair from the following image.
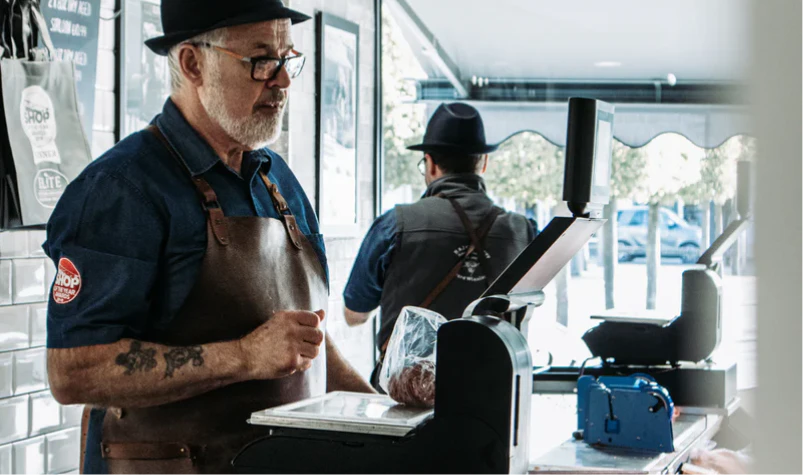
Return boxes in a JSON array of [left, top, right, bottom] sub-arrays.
[[167, 27, 229, 92]]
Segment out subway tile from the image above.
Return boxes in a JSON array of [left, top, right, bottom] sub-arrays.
[[0, 232, 29, 259], [288, 107, 306, 154], [14, 348, 47, 395], [302, 63, 316, 94], [98, 8, 116, 51], [60, 405, 83, 428], [291, 0, 314, 16], [12, 259, 47, 305], [0, 444, 11, 475], [93, 90, 116, 132], [344, 244, 360, 261], [91, 132, 116, 159], [324, 240, 338, 260], [27, 230, 47, 257], [272, 134, 290, 160], [30, 391, 62, 436], [282, 105, 291, 132], [95, 50, 116, 92], [46, 428, 80, 474], [13, 436, 45, 475], [0, 396, 29, 444], [0, 353, 12, 398], [29, 304, 48, 348], [0, 306, 29, 352], [45, 260, 57, 299], [288, 76, 303, 95], [0, 261, 12, 306]]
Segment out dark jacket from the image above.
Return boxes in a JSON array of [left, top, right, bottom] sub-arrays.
[[377, 174, 535, 347]]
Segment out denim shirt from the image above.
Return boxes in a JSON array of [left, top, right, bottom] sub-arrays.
[[43, 99, 327, 473]]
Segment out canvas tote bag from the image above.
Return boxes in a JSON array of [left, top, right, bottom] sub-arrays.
[[1, 0, 92, 230]]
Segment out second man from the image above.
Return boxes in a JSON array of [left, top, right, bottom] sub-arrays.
[[343, 102, 537, 389]]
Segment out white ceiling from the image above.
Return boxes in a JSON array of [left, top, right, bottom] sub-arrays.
[[397, 0, 751, 82]]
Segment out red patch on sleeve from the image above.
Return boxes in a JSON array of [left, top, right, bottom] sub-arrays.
[[53, 258, 82, 304]]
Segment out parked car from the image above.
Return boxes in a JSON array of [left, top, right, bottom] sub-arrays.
[[617, 206, 702, 264]]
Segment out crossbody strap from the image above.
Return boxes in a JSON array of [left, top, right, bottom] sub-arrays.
[[417, 199, 504, 310]]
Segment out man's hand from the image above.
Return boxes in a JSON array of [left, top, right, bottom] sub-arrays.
[[684, 448, 751, 474], [239, 309, 326, 380]]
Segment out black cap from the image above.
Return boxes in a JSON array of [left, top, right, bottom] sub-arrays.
[[145, 0, 310, 56], [407, 102, 499, 154]]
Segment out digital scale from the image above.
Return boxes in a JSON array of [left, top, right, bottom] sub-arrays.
[[249, 392, 433, 438]]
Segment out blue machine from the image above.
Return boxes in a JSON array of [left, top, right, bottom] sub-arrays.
[[577, 374, 675, 453]]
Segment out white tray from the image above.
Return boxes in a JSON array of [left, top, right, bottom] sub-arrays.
[[249, 391, 433, 437]]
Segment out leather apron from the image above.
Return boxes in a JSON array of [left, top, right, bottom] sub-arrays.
[[100, 126, 328, 474]]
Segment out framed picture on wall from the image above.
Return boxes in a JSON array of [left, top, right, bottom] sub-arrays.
[[316, 12, 360, 236], [119, 0, 172, 139]]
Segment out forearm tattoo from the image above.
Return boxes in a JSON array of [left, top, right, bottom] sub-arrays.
[[163, 346, 205, 378], [115, 341, 158, 375]]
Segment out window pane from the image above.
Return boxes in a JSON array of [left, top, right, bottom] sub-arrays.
[[381, 11, 428, 212], [378, 0, 755, 390]]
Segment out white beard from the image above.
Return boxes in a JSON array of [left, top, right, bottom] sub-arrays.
[[199, 58, 286, 150]]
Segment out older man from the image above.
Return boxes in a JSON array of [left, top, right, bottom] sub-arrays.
[[43, 0, 372, 473]]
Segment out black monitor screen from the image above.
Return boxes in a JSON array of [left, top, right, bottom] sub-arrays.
[[563, 98, 614, 215]]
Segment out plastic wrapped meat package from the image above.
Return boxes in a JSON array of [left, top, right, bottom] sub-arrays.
[[379, 306, 447, 408]]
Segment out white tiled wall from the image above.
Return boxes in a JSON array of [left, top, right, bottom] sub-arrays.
[[1, 1, 379, 472], [0, 0, 118, 472], [287, 0, 379, 379], [90, 0, 118, 160]]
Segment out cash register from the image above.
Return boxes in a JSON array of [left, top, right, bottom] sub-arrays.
[[231, 98, 612, 474]]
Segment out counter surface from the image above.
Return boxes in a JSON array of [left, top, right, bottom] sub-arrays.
[[528, 394, 733, 474]]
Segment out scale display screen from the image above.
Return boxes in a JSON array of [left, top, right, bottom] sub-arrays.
[[589, 110, 614, 203]]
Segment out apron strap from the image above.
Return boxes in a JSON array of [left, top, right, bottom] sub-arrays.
[[259, 172, 304, 250], [80, 405, 91, 473], [100, 441, 201, 461], [146, 125, 230, 246]]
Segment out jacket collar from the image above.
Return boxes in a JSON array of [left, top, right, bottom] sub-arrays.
[[423, 173, 488, 198]]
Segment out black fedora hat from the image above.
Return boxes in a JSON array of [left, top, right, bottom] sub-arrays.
[[407, 102, 499, 154], [145, 0, 311, 56]]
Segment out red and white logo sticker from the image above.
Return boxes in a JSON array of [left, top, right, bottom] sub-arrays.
[[53, 258, 81, 304]]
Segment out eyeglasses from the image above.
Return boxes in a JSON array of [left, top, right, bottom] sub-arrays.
[[418, 157, 427, 175], [194, 42, 306, 81]]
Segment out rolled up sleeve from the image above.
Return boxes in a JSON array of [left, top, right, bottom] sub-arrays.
[[343, 210, 398, 313], [44, 171, 165, 349]]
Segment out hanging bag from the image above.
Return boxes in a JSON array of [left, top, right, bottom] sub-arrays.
[[1, 0, 92, 230]]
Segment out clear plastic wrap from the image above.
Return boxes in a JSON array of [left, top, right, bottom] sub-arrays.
[[379, 306, 447, 408]]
